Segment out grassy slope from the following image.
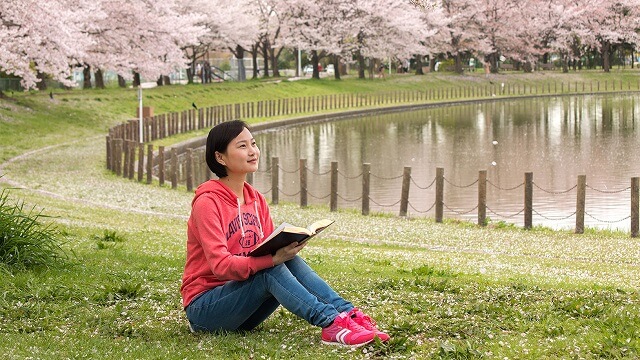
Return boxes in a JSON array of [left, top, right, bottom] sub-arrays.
[[1, 71, 640, 359]]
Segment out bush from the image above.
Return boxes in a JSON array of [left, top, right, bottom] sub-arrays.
[[0, 189, 69, 270]]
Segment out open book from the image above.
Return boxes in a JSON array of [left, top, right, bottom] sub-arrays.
[[248, 219, 334, 257]]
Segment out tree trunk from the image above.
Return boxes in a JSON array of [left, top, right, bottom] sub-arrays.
[[261, 39, 270, 78], [118, 75, 126, 88], [357, 51, 366, 79], [602, 41, 611, 72], [454, 53, 463, 74], [234, 45, 246, 82], [157, 76, 163, 86], [133, 72, 141, 87], [333, 55, 341, 80], [415, 54, 424, 75], [94, 69, 105, 89], [83, 65, 92, 89], [251, 43, 259, 79], [36, 71, 47, 91], [270, 47, 282, 78], [186, 68, 194, 84], [310, 50, 320, 79], [562, 53, 569, 73], [488, 53, 499, 73]]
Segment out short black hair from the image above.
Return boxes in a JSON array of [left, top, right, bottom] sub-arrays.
[[205, 120, 250, 178]]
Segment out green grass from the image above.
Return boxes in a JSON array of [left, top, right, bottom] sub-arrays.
[[2, 71, 640, 359]]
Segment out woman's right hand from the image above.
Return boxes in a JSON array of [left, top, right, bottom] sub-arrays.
[[272, 241, 307, 265]]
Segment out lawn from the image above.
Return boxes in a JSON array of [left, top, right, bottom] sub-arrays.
[[1, 71, 640, 359]]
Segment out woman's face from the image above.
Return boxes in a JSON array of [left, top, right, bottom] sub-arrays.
[[217, 127, 260, 176]]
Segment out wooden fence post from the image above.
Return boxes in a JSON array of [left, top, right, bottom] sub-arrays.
[[271, 157, 279, 205], [171, 148, 178, 189], [146, 144, 153, 184], [122, 141, 130, 178], [524, 172, 533, 229], [128, 141, 135, 180], [114, 139, 123, 176], [186, 148, 193, 192], [137, 143, 144, 182], [435, 167, 444, 223], [478, 170, 487, 226], [158, 146, 165, 186], [300, 158, 307, 208], [362, 163, 371, 216], [330, 161, 338, 212], [106, 136, 112, 170], [632, 177, 639, 238], [576, 175, 586, 234], [399, 167, 411, 217]]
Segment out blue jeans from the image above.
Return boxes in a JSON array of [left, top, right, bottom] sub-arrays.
[[186, 256, 354, 332]]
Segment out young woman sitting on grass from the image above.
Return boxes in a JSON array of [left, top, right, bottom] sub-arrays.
[[180, 120, 389, 347]]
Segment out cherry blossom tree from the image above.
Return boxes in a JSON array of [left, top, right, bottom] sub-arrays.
[[92, 0, 204, 86], [425, 0, 490, 73], [179, 0, 258, 82], [0, 0, 91, 91], [532, 0, 589, 72], [580, 0, 640, 72]]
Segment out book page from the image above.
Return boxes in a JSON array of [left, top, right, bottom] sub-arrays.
[[308, 219, 334, 234]]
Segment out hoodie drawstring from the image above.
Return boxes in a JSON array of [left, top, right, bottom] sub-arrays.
[[237, 198, 245, 237], [236, 198, 264, 239], [254, 201, 264, 239]]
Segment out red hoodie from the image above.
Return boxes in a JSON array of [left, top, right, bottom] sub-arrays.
[[180, 179, 275, 308]]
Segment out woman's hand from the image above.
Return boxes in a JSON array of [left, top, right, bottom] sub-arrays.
[[272, 241, 307, 265]]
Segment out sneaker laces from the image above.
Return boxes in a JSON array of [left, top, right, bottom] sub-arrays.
[[349, 308, 377, 329], [345, 316, 369, 332], [358, 313, 377, 329]]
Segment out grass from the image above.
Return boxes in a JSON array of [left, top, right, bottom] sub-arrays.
[[1, 70, 640, 359]]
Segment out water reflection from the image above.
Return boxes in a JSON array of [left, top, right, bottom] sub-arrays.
[[253, 94, 640, 231]]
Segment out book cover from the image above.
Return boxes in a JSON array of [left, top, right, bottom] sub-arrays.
[[248, 219, 334, 257]]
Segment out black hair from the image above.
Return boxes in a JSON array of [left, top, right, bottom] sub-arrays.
[[205, 120, 250, 178]]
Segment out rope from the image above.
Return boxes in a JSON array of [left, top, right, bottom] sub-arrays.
[[486, 206, 525, 218], [444, 203, 479, 215], [532, 208, 576, 221], [408, 201, 436, 214], [370, 173, 404, 181], [368, 197, 401, 208], [337, 170, 363, 180], [307, 169, 332, 176], [444, 177, 478, 188], [307, 191, 331, 200], [410, 176, 436, 190], [586, 184, 631, 194], [487, 179, 524, 191], [585, 211, 631, 223], [533, 182, 577, 194], [337, 193, 363, 202], [278, 164, 300, 174], [278, 188, 301, 197]]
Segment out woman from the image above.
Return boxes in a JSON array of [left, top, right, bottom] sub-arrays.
[[181, 120, 389, 347]]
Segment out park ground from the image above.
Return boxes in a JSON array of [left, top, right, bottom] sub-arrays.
[[1, 70, 640, 359]]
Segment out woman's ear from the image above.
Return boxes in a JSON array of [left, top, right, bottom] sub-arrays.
[[215, 151, 226, 166]]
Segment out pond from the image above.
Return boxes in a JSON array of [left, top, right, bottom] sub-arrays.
[[252, 94, 640, 231]]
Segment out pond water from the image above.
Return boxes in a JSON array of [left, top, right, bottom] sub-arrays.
[[252, 94, 640, 231]]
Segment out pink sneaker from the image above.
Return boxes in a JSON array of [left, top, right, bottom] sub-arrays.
[[321, 312, 376, 347], [349, 308, 390, 342]]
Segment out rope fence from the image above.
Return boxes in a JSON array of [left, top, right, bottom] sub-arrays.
[[103, 79, 640, 237]]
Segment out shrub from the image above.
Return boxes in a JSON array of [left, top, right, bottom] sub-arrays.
[[0, 189, 69, 270]]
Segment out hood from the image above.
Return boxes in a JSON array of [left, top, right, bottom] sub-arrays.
[[192, 179, 258, 207]]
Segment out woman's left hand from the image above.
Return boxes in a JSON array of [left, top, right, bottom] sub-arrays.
[[272, 241, 307, 265]]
